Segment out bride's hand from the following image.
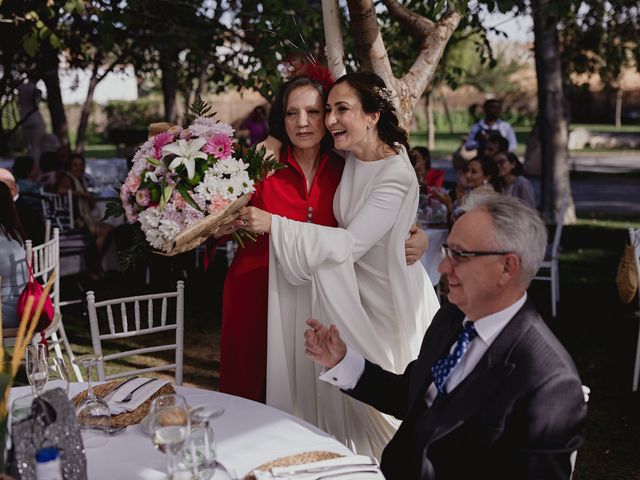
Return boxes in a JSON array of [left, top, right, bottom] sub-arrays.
[[304, 319, 347, 369], [238, 206, 272, 234], [405, 225, 428, 265]]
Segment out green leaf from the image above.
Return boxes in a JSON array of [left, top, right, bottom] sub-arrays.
[[159, 185, 173, 210], [102, 199, 125, 221], [146, 156, 162, 167], [176, 184, 202, 212], [23, 34, 39, 57], [242, 145, 287, 183]]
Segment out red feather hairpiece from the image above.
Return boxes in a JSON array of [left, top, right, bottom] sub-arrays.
[[285, 59, 335, 91]]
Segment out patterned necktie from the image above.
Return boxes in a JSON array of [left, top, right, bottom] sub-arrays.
[[431, 322, 478, 398]]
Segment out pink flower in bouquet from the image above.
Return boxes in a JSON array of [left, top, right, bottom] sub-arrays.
[[125, 174, 141, 192], [180, 129, 192, 140], [171, 190, 187, 210], [154, 132, 174, 159], [208, 194, 232, 214], [135, 188, 151, 207], [203, 134, 234, 160]]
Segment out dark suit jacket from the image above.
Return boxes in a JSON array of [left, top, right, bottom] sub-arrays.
[[347, 300, 587, 480]]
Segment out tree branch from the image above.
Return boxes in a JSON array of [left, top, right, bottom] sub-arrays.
[[381, 0, 433, 38]]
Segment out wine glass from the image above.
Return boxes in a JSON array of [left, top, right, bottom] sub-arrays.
[[73, 354, 110, 448], [44, 356, 70, 395], [181, 405, 223, 479], [149, 394, 190, 479], [25, 343, 48, 397]]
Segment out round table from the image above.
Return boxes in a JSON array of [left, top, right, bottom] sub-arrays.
[[9, 384, 353, 479]]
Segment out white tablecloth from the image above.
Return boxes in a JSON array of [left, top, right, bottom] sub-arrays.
[[420, 227, 448, 286], [9, 384, 353, 479]]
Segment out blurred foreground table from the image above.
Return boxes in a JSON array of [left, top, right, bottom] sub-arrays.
[[10, 383, 352, 479]]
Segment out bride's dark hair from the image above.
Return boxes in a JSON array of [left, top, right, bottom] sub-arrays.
[[332, 72, 409, 152]]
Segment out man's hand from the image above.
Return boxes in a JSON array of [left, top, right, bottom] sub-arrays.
[[304, 319, 347, 369], [405, 225, 428, 265]]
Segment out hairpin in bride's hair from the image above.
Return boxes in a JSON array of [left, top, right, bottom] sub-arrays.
[[373, 86, 393, 104]]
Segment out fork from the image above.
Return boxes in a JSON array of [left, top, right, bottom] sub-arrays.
[[116, 378, 158, 403]]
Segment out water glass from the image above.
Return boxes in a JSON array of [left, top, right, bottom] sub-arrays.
[[181, 405, 223, 479], [149, 394, 190, 479], [25, 343, 48, 396], [74, 354, 110, 448]]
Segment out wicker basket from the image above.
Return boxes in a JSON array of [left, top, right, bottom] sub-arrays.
[[245, 451, 343, 480], [72, 379, 176, 428]]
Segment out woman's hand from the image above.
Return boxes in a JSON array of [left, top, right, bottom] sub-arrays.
[[211, 218, 245, 239], [238, 206, 272, 234], [405, 225, 428, 265]]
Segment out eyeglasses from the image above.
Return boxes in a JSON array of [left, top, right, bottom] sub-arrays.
[[441, 243, 512, 264]]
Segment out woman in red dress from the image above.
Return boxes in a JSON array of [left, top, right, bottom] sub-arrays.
[[213, 73, 427, 402]]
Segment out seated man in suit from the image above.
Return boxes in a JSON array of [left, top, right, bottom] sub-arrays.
[[305, 191, 587, 480]]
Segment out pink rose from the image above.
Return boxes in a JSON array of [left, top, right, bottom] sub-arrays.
[[154, 132, 174, 159]]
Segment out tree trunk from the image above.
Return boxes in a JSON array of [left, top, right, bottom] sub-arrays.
[[532, 0, 576, 224], [40, 54, 69, 151], [75, 59, 101, 154], [439, 88, 454, 134], [160, 47, 179, 123], [426, 91, 435, 150], [321, 0, 346, 79], [346, 0, 460, 129], [615, 88, 622, 129]]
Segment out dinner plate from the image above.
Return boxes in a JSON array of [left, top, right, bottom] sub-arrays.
[[139, 404, 225, 434]]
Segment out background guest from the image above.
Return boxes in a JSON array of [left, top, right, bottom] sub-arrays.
[[0, 182, 29, 328], [410, 146, 445, 189], [481, 131, 509, 161], [12, 155, 41, 210], [465, 98, 517, 153], [496, 151, 536, 209], [239, 105, 269, 146], [0, 168, 45, 245]]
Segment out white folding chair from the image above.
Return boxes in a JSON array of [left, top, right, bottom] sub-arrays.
[[40, 189, 74, 231], [532, 192, 570, 317], [2, 228, 84, 381], [85, 280, 185, 385], [629, 228, 640, 392]]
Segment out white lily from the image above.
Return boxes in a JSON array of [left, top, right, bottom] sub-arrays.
[[163, 137, 208, 179]]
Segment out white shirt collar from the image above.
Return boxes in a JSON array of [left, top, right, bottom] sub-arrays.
[[463, 293, 527, 346]]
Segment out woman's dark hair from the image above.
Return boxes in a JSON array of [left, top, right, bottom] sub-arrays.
[[470, 156, 503, 193], [39, 151, 60, 173], [486, 132, 509, 154], [505, 152, 524, 176], [0, 181, 26, 244], [332, 72, 409, 152], [12, 156, 35, 180], [268, 76, 333, 152], [67, 152, 86, 171], [412, 146, 431, 169]]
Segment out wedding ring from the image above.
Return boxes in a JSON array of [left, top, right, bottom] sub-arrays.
[[242, 219, 248, 226]]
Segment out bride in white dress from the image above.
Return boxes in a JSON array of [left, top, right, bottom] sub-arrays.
[[240, 72, 440, 458]]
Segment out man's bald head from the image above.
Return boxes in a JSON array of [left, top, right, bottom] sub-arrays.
[[0, 168, 18, 197]]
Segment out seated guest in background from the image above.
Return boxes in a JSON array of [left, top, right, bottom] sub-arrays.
[[305, 191, 587, 480], [481, 131, 509, 161], [0, 182, 29, 328], [56, 153, 113, 255], [496, 151, 536, 209], [38, 150, 62, 192], [239, 105, 269, 146], [411, 146, 445, 189], [0, 168, 45, 245], [459, 157, 502, 207], [465, 99, 517, 153], [12, 155, 41, 210]]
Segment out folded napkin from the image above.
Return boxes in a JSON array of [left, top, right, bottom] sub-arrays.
[[254, 455, 383, 480], [107, 377, 171, 414]]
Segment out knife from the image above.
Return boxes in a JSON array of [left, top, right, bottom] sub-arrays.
[[109, 375, 140, 395]]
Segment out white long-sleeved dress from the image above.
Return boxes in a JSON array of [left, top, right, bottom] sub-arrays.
[[266, 146, 440, 458]]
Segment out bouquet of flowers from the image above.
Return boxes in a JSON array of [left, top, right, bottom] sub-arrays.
[[119, 99, 282, 255]]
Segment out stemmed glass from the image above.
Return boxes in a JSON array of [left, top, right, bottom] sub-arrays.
[[25, 343, 48, 397], [149, 394, 190, 479], [181, 405, 223, 479], [73, 354, 110, 448], [45, 356, 70, 395]]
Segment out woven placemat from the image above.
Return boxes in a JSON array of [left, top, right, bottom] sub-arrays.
[[245, 451, 343, 480], [72, 379, 176, 428]]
